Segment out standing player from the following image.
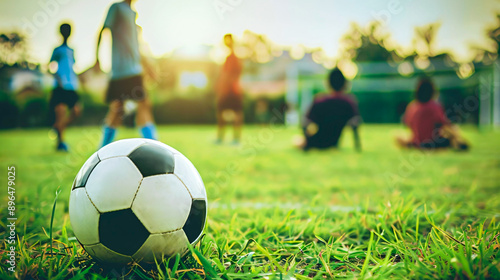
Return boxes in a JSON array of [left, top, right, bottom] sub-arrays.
[[49, 23, 81, 152], [215, 34, 244, 145], [95, 0, 157, 148]]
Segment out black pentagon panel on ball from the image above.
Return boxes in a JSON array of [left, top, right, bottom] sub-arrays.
[[183, 200, 206, 243], [72, 153, 100, 190], [99, 209, 150, 256], [128, 143, 175, 177]]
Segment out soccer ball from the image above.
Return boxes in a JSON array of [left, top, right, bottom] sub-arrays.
[[69, 139, 207, 264]]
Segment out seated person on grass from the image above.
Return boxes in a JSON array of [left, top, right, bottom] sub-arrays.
[[396, 77, 468, 150], [296, 68, 361, 152]]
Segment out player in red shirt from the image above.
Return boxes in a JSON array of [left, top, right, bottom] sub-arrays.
[[215, 34, 244, 145], [397, 77, 468, 150]]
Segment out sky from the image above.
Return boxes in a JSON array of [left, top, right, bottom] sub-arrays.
[[0, 0, 499, 72]]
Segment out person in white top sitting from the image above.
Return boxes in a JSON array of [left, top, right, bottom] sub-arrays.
[[95, 0, 158, 148], [49, 23, 81, 152]]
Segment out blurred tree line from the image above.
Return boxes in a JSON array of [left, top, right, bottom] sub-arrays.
[[1, 15, 499, 128], [0, 32, 48, 129]]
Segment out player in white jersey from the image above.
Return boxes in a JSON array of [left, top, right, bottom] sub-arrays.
[[95, 0, 158, 148]]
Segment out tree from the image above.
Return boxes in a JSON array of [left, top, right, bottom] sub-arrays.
[[238, 30, 277, 64], [471, 14, 500, 64], [0, 32, 28, 66], [339, 22, 399, 62], [487, 14, 500, 55], [413, 23, 441, 57]]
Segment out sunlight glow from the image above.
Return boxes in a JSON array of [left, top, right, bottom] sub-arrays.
[[180, 71, 208, 89]]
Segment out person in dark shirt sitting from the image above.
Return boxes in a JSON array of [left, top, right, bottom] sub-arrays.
[[296, 68, 362, 151], [396, 77, 468, 150]]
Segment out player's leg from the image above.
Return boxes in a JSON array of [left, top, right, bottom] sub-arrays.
[[395, 135, 413, 149], [233, 109, 243, 144], [106, 100, 125, 127], [63, 90, 81, 127], [216, 109, 225, 144], [352, 125, 362, 152], [298, 124, 314, 151], [136, 97, 157, 140], [54, 103, 69, 150], [439, 125, 469, 151], [99, 100, 124, 148], [293, 134, 307, 150], [67, 103, 82, 125]]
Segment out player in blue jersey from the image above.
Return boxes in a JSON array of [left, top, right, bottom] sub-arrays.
[[49, 23, 81, 152]]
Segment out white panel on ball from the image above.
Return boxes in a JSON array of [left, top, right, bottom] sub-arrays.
[[69, 188, 100, 245], [84, 243, 134, 264], [98, 138, 147, 160], [86, 157, 143, 213], [174, 154, 206, 200], [132, 230, 189, 263], [132, 174, 192, 233]]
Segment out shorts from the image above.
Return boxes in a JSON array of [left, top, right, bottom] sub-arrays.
[[217, 93, 243, 111], [106, 75, 146, 103], [49, 87, 79, 109]]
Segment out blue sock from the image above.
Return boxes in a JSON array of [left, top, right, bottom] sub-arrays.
[[100, 126, 116, 148], [140, 122, 158, 140]]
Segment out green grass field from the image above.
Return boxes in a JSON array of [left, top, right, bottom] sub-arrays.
[[1, 125, 500, 279]]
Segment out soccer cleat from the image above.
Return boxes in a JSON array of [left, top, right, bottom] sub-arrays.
[[231, 140, 240, 146], [456, 141, 469, 152], [57, 142, 69, 152]]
